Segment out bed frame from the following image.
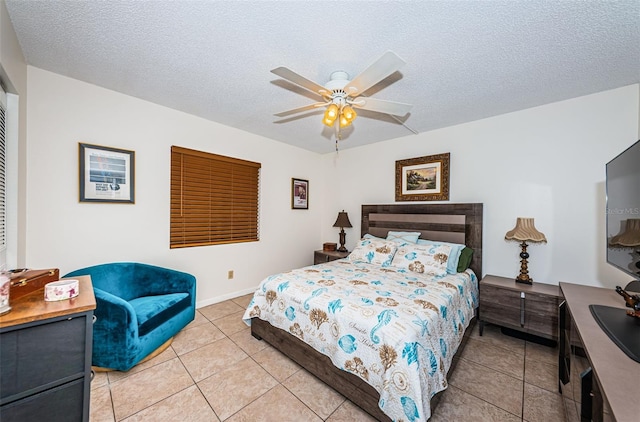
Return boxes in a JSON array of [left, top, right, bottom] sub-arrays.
[[251, 203, 483, 421]]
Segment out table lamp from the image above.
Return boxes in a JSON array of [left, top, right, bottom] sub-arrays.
[[333, 210, 352, 253], [505, 217, 547, 284]]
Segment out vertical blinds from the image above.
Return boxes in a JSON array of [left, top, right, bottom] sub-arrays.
[[170, 146, 261, 248], [0, 89, 6, 253]]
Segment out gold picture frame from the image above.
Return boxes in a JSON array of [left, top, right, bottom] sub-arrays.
[[395, 153, 450, 201]]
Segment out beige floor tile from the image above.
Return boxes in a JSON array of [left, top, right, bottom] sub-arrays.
[[460, 337, 525, 379], [232, 293, 254, 309], [283, 369, 346, 419], [564, 397, 579, 422], [228, 327, 269, 356], [198, 357, 279, 420], [212, 310, 248, 336], [199, 300, 245, 321], [525, 356, 558, 393], [448, 357, 523, 417], [179, 337, 248, 382], [110, 358, 194, 420], [470, 322, 526, 354], [120, 385, 219, 422], [107, 346, 178, 384], [225, 384, 322, 422], [185, 310, 211, 329], [430, 385, 521, 422], [526, 341, 559, 366], [523, 383, 565, 422], [171, 321, 226, 355], [91, 370, 109, 390], [90, 384, 115, 422], [326, 400, 378, 421], [252, 344, 301, 382]]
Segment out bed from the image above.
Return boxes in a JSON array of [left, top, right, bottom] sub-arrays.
[[244, 203, 483, 421]]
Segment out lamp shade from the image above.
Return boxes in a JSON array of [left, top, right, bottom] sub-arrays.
[[333, 211, 352, 228], [610, 219, 640, 247], [505, 218, 547, 243]]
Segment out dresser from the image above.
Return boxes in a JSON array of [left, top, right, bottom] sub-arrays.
[[0, 275, 96, 422], [559, 282, 639, 422], [479, 274, 561, 341]]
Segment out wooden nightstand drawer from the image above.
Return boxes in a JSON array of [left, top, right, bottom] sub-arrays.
[[479, 274, 560, 341], [314, 250, 349, 265]]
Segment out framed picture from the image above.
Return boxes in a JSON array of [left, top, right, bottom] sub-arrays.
[[79, 143, 135, 203], [291, 178, 309, 209], [395, 153, 450, 201]]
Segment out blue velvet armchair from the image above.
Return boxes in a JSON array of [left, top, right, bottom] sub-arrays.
[[64, 262, 196, 371]]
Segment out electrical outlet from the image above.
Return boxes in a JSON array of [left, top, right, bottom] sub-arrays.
[[227, 270, 234, 279]]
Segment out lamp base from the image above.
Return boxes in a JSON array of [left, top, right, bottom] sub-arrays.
[[337, 229, 347, 253], [515, 275, 533, 285], [515, 241, 533, 285]]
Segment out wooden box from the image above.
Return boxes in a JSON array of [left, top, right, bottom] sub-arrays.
[[323, 242, 337, 251]]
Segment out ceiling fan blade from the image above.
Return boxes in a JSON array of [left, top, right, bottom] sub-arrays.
[[345, 51, 406, 96], [271, 67, 330, 97], [351, 97, 413, 116], [274, 102, 327, 117]]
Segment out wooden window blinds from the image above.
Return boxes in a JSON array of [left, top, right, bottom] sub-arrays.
[[170, 146, 261, 248]]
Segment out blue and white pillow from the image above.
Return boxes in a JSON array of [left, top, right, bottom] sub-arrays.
[[391, 243, 451, 276], [416, 239, 465, 274], [386, 231, 421, 244], [348, 238, 398, 267]]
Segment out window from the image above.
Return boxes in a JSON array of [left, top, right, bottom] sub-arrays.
[[170, 146, 261, 248]]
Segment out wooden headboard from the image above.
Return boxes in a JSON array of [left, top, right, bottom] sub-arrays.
[[361, 203, 483, 279]]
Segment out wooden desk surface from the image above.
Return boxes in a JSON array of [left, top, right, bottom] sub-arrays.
[[0, 275, 96, 329], [559, 282, 640, 422]]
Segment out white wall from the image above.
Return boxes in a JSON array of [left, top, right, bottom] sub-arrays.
[[25, 67, 324, 307], [320, 85, 640, 288]]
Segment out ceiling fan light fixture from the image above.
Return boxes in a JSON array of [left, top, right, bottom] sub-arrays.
[[323, 116, 336, 127], [325, 103, 339, 119], [342, 105, 357, 122], [339, 115, 351, 128]]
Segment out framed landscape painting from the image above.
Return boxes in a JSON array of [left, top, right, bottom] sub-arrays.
[[395, 153, 450, 201]]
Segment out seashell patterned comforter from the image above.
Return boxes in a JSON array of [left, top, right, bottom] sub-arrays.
[[242, 259, 479, 422]]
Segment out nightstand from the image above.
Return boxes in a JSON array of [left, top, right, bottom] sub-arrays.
[[314, 250, 349, 265], [479, 274, 561, 341]]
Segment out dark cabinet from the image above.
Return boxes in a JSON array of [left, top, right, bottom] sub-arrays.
[[0, 276, 95, 422], [314, 250, 349, 265], [479, 275, 561, 341], [559, 300, 606, 421]]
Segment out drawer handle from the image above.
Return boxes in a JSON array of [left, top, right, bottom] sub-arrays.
[[520, 292, 525, 326]]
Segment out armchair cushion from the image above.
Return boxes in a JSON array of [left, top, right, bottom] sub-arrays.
[[130, 293, 190, 336], [64, 262, 196, 371]]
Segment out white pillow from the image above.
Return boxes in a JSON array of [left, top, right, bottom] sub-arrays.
[[348, 238, 398, 267], [416, 239, 464, 274], [386, 231, 421, 244], [391, 243, 452, 276]]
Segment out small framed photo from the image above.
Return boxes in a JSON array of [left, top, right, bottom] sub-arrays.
[[291, 178, 309, 209], [395, 153, 450, 201], [79, 143, 135, 203]]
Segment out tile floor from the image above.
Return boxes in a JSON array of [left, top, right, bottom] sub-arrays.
[[90, 294, 566, 421]]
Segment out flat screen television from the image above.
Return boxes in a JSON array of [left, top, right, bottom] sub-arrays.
[[606, 139, 640, 280]]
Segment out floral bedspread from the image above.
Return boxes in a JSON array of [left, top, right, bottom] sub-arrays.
[[242, 259, 478, 422]]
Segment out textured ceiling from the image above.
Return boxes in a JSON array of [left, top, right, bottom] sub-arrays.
[[5, 0, 640, 154]]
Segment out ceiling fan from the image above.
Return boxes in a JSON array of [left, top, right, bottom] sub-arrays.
[[271, 51, 413, 137]]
